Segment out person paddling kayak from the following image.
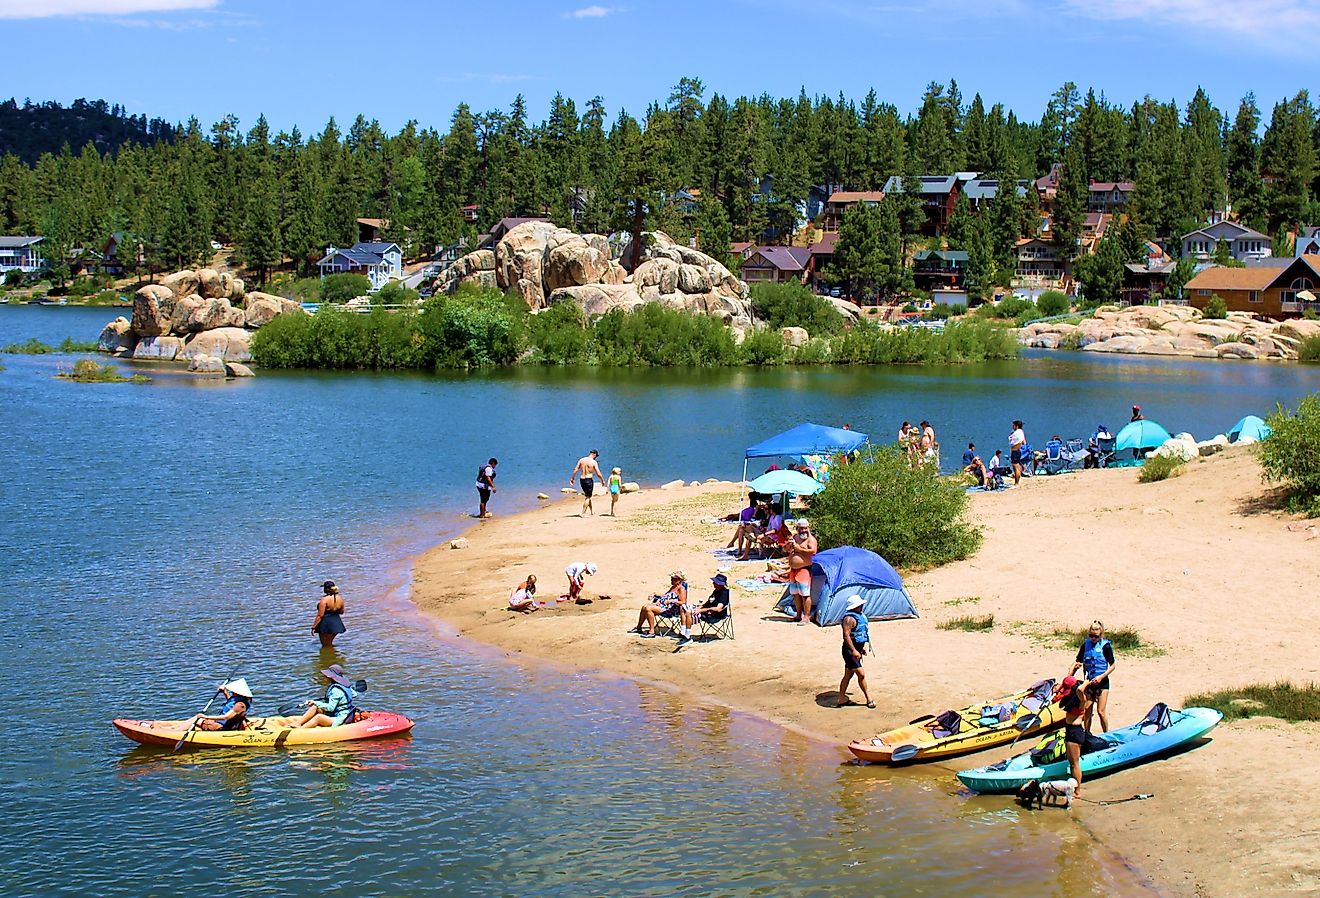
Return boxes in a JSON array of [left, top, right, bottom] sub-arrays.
[[192, 679, 253, 731], [293, 665, 362, 728]]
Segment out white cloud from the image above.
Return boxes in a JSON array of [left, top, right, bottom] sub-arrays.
[[1062, 0, 1320, 37], [0, 0, 216, 18], [566, 5, 617, 19]]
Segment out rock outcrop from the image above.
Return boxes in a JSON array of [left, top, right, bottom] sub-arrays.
[[1019, 304, 1309, 361], [102, 268, 305, 370], [436, 224, 753, 330]]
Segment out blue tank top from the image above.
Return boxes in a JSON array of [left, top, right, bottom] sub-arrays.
[[218, 694, 250, 730], [1081, 637, 1111, 679], [844, 610, 869, 647]]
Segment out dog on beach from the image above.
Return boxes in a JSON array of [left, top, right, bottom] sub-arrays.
[[1016, 777, 1078, 810]]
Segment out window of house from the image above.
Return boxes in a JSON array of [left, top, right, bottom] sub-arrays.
[[1249, 291, 1261, 303], [1197, 289, 1211, 296], [1281, 290, 1297, 305]]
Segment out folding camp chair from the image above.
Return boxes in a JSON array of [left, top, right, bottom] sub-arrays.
[[1095, 435, 1116, 468], [695, 604, 734, 641], [653, 604, 683, 638], [1064, 439, 1087, 471], [1040, 440, 1066, 475]]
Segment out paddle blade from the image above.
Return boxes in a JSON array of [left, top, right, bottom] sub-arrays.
[[277, 702, 305, 716], [889, 743, 922, 762], [908, 714, 935, 725], [1015, 714, 1042, 731], [354, 679, 368, 693]]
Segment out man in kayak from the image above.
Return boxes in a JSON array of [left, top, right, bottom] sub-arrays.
[[1059, 677, 1095, 797], [193, 679, 252, 731], [293, 665, 360, 728], [836, 596, 875, 709]]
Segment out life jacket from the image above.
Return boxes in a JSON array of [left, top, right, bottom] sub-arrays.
[[1080, 637, 1111, 680], [843, 609, 869, 648], [1030, 730, 1066, 765], [327, 682, 359, 725], [476, 465, 495, 488], [218, 694, 251, 730]]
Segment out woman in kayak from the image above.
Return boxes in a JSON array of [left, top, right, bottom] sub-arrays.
[[312, 580, 346, 648], [1059, 677, 1095, 797], [193, 679, 253, 731], [1067, 620, 1116, 733], [293, 665, 359, 728]]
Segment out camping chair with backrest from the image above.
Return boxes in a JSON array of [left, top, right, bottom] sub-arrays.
[[1041, 439, 1066, 475], [695, 599, 734, 642], [1064, 439, 1087, 471], [651, 582, 689, 638], [1095, 435, 1116, 468]]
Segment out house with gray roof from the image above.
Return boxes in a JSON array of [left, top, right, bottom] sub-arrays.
[[879, 175, 963, 236], [961, 178, 1031, 210], [740, 245, 812, 285], [1295, 226, 1320, 257], [0, 236, 45, 274], [317, 241, 403, 291], [1180, 220, 1271, 263]]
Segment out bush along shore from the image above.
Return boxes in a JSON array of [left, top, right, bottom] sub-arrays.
[[251, 284, 1019, 370]]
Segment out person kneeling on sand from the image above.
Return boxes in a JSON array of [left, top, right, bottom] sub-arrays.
[[508, 574, 538, 613], [632, 571, 687, 639], [837, 596, 875, 709], [564, 561, 597, 604]]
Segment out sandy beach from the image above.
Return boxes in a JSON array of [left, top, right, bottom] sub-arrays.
[[411, 448, 1320, 897]]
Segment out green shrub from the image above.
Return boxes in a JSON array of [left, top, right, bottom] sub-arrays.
[[977, 297, 1035, 320], [1258, 393, 1320, 516], [926, 303, 967, 320], [320, 273, 373, 304], [1298, 335, 1320, 363], [1184, 682, 1320, 723], [739, 327, 786, 365], [806, 447, 983, 569], [3, 269, 22, 287], [2, 337, 99, 354], [277, 276, 323, 303], [529, 301, 593, 365], [1036, 291, 1070, 317], [1139, 454, 1187, 482], [593, 304, 739, 366], [1051, 626, 1146, 652], [937, 614, 995, 631], [1303, 309, 1319, 321], [789, 337, 832, 364], [1203, 295, 1228, 319], [373, 281, 420, 306], [749, 282, 843, 335], [56, 358, 149, 383], [417, 286, 527, 367], [825, 320, 1018, 365]]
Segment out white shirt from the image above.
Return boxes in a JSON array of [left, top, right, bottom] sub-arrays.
[[565, 562, 590, 584], [476, 464, 495, 489], [1009, 428, 1026, 449], [509, 587, 532, 607]]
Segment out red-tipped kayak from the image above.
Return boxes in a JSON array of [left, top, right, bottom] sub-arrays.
[[113, 711, 415, 749]]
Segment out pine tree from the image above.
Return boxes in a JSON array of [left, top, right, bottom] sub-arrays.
[[1053, 148, 1087, 254], [239, 115, 280, 283], [1261, 91, 1317, 233], [1184, 88, 1226, 219], [831, 200, 905, 299]]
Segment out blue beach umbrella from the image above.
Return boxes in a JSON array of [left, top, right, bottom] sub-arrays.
[[1115, 419, 1173, 452], [747, 469, 825, 496], [1229, 415, 1271, 442]]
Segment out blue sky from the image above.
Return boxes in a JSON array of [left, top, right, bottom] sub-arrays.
[[0, 0, 1315, 136]]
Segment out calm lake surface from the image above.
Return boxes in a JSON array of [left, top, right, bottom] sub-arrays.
[[4, 305, 1317, 896]]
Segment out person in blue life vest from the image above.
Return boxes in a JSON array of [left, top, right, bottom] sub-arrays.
[[193, 679, 253, 731], [293, 664, 360, 728], [1066, 620, 1116, 732], [836, 596, 875, 709]]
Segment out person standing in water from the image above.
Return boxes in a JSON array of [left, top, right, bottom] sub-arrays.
[[476, 457, 498, 518], [311, 580, 346, 648], [607, 467, 623, 516], [569, 449, 604, 516]]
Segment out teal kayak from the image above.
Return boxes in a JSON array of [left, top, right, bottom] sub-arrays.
[[956, 704, 1222, 793]]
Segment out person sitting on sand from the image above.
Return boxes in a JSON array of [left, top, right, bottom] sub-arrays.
[[294, 665, 360, 728], [786, 519, 818, 623], [836, 596, 875, 709], [565, 561, 597, 604], [193, 679, 253, 731], [508, 575, 538, 613], [633, 571, 688, 639]]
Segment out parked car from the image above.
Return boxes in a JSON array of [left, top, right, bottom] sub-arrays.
[[829, 287, 842, 298]]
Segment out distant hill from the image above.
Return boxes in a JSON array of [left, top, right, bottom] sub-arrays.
[[0, 98, 175, 164]]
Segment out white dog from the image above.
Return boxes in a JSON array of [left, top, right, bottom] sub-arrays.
[[1040, 777, 1078, 809]]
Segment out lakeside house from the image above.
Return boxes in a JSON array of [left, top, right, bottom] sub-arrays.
[[1295, 226, 1320, 256], [1035, 163, 1062, 208], [740, 245, 812, 285], [461, 204, 481, 223], [961, 178, 1030, 211], [1087, 181, 1134, 214], [822, 191, 885, 232], [1013, 237, 1069, 292], [913, 249, 968, 291], [1122, 243, 1177, 305], [317, 241, 403, 291], [880, 175, 962, 236], [1184, 255, 1320, 317], [0, 235, 45, 274], [1181, 220, 1272, 263]]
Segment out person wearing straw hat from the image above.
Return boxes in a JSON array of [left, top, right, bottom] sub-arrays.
[[836, 596, 875, 709], [632, 571, 687, 639], [294, 664, 360, 728], [193, 679, 253, 731]]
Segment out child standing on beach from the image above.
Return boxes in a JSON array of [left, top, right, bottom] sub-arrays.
[[607, 467, 623, 516]]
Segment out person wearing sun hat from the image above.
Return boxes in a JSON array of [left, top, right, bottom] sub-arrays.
[[194, 678, 253, 731], [836, 595, 875, 709], [678, 572, 731, 647], [633, 570, 687, 639], [293, 664, 360, 728]]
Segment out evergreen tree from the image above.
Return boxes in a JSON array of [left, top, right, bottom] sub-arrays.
[[831, 200, 905, 299], [1261, 91, 1317, 232], [1053, 148, 1087, 254]]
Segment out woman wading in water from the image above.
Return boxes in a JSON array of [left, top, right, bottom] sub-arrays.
[[312, 580, 346, 648]]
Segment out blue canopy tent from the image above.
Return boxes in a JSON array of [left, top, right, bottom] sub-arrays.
[[774, 546, 918, 627], [743, 423, 868, 490], [747, 469, 824, 496], [1229, 414, 1272, 443], [1113, 419, 1172, 464]]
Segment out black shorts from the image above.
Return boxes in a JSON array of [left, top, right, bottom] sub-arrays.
[[580, 478, 595, 497], [842, 642, 864, 670], [1065, 723, 1087, 746], [1010, 448, 1026, 464], [1089, 677, 1110, 692], [477, 487, 491, 503]]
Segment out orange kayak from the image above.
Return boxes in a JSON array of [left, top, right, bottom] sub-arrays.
[[113, 711, 415, 749]]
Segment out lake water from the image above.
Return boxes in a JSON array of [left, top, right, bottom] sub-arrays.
[[4, 305, 1317, 897]]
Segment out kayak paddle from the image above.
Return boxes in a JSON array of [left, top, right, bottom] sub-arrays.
[[174, 673, 234, 752]]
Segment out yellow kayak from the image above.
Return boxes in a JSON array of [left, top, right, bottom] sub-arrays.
[[113, 711, 414, 749], [848, 679, 1063, 763]]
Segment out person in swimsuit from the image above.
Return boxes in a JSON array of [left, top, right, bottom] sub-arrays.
[[570, 450, 603, 516], [193, 679, 252, 731], [786, 519, 818, 624], [1008, 420, 1027, 485], [1068, 620, 1117, 733], [476, 457, 498, 518], [1059, 677, 1095, 797], [508, 574, 538, 613], [607, 467, 623, 516], [312, 580, 346, 648]]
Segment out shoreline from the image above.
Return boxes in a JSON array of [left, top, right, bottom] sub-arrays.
[[409, 450, 1320, 898]]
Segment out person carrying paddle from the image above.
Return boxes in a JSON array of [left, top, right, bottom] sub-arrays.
[[193, 679, 253, 731], [836, 596, 875, 709], [294, 664, 360, 728], [1068, 620, 1116, 733]]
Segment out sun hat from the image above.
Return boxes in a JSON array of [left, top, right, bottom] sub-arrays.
[[221, 678, 253, 698], [670, 570, 686, 581], [612, 467, 621, 474], [711, 574, 728, 586], [321, 664, 352, 687], [845, 596, 865, 610], [585, 562, 597, 574]]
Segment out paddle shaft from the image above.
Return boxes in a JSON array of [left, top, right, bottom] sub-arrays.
[[174, 672, 235, 751]]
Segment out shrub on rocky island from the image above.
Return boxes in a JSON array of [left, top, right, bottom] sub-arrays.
[[56, 359, 149, 383]]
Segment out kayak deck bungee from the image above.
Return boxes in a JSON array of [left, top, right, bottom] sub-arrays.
[[113, 711, 415, 749], [956, 704, 1222, 793], [848, 679, 1063, 764]]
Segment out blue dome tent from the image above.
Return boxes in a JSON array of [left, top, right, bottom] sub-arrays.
[[1229, 414, 1272, 443], [774, 546, 918, 626]]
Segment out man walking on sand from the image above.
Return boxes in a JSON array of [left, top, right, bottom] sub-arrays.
[[570, 449, 604, 516], [837, 596, 875, 709], [786, 518, 818, 624]]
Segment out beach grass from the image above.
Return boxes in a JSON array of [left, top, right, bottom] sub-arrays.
[[942, 595, 982, 606], [1185, 682, 1320, 723], [3, 337, 100, 354], [1139, 455, 1186, 483], [938, 614, 995, 631], [1049, 625, 1146, 651]]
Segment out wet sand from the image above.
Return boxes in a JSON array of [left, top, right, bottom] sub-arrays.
[[411, 448, 1320, 897]]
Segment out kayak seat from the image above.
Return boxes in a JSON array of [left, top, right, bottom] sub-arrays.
[[1079, 733, 1114, 755], [927, 709, 963, 739], [1138, 702, 1173, 735], [1021, 696, 1044, 713]]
